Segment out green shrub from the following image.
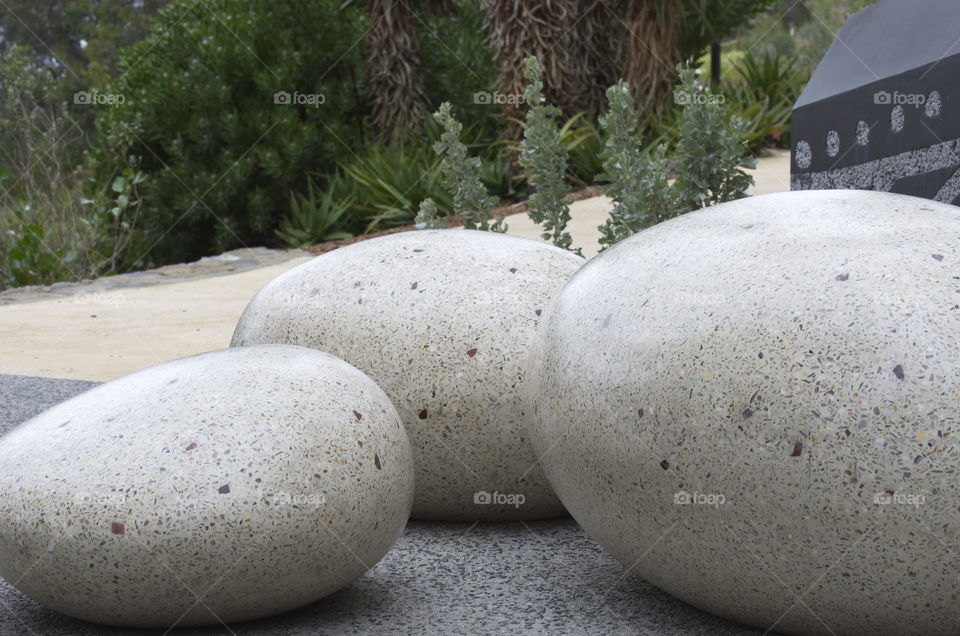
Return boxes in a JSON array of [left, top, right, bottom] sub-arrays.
[[3, 225, 76, 288], [519, 57, 579, 256], [0, 45, 140, 289], [91, 0, 369, 268], [672, 67, 755, 211], [723, 50, 806, 149], [330, 134, 454, 233], [598, 67, 755, 249], [415, 197, 447, 230], [420, 0, 498, 142], [275, 178, 354, 248], [430, 102, 503, 231], [597, 81, 674, 248]]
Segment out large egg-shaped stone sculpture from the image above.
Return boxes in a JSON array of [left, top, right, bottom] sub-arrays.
[[232, 230, 584, 521], [0, 345, 414, 628], [524, 190, 960, 635]]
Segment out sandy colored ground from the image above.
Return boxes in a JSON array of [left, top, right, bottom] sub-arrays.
[[0, 259, 309, 381], [0, 151, 789, 382]]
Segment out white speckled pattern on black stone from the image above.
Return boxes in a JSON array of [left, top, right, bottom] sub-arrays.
[[525, 190, 960, 636], [0, 346, 414, 628], [231, 230, 585, 521]]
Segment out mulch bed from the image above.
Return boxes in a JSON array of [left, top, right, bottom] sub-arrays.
[[305, 186, 605, 256]]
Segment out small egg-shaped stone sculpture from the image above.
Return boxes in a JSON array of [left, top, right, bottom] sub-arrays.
[[0, 345, 414, 627]]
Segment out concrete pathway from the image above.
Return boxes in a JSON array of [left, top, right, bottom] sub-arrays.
[[0, 151, 790, 381], [0, 257, 309, 381]]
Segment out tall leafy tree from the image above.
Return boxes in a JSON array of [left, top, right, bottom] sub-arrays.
[[0, 0, 168, 83]]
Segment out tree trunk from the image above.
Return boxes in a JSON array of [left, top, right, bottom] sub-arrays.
[[367, 0, 431, 142], [483, 0, 588, 142], [571, 0, 616, 118], [622, 0, 680, 117]]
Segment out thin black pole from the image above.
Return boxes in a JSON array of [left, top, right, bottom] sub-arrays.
[[711, 42, 721, 86]]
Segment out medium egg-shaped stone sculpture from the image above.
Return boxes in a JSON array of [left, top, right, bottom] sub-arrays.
[[232, 230, 584, 521]]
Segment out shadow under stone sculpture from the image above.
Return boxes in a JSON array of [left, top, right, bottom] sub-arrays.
[[791, 0, 960, 204]]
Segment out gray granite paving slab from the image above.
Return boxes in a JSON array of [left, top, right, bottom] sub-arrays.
[[0, 374, 769, 635]]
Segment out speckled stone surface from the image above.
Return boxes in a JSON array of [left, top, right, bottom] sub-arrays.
[[0, 346, 414, 628], [524, 190, 960, 636], [0, 373, 777, 635], [232, 230, 585, 521]]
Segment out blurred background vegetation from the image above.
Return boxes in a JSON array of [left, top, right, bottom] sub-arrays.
[[0, 0, 880, 288]]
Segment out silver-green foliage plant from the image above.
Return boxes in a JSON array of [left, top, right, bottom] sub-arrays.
[[520, 57, 581, 256], [671, 66, 756, 212], [414, 197, 448, 230], [598, 67, 755, 249], [432, 102, 504, 232], [597, 81, 674, 248]]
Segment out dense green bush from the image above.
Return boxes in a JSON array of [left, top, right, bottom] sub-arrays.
[[723, 50, 806, 149], [91, 0, 369, 268], [0, 45, 142, 289], [319, 119, 513, 235], [597, 68, 755, 249], [90, 0, 507, 268], [420, 0, 499, 142]]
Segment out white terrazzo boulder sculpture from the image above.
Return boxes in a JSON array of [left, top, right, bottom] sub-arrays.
[[232, 229, 585, 521], [524, 190, 960, 636], [0, 345, 414, 628]]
